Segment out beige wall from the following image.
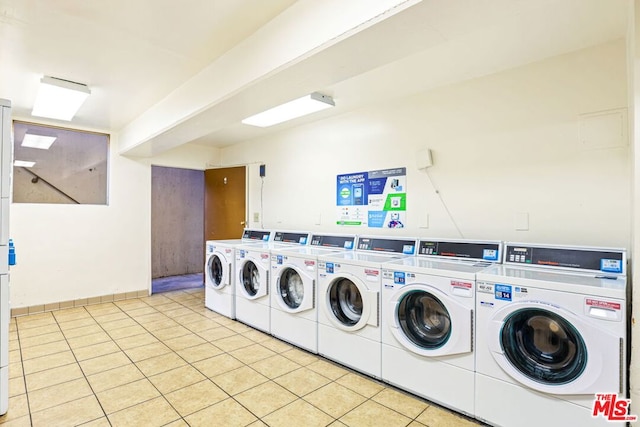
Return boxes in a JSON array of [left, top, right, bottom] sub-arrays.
[[222, 40, 630, 249]]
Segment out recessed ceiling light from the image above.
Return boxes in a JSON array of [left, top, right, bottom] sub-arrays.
[[22, 133, 57, 150], [14, 160, 35, 168], [242, 92, 335, 127], [32, 76, 91, 121]]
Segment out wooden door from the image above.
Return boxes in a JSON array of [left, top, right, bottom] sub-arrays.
[[205, 166, 246, 240]]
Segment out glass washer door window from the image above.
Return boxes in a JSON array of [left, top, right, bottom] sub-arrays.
[[208, 255, 224, 288], [329, 278, 363, 326], [279, 268, 304, 309], [241, 261, 261, 296], [397, 290, 452, 349], [500, 308, 588, 385]]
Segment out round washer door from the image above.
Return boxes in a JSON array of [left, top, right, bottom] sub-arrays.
[[277, 267, 314, 313], [324, 275, 377, 331], [388, 284, 472, 357], [207, 252, 228, 290], [487, 301, 622, 394], [238, 259, 268, 299]]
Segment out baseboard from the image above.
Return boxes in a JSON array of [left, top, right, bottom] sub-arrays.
[[10, 289, 149, 317]]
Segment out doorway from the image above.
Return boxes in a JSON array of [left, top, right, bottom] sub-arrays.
[[151, 166, 205, 293]]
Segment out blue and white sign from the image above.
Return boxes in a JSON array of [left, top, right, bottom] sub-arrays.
[[495, 284, 512, 301], [337, 167, 407, 228], [483, 249, 499, 261], [601, 259, 623, 274]]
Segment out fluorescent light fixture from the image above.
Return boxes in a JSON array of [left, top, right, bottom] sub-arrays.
[[242, 92, 335, 127], [14, 160, 35, 168], [32, 76, 91, 121], [22, 133, 57, 150]]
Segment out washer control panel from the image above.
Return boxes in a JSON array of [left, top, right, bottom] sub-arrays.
[[310, 234, 355, 249], [418, 240, 501, 262], [504, 243, 626, 275]]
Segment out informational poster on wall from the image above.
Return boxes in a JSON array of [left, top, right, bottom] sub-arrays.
[[336, 167, 406, 228]]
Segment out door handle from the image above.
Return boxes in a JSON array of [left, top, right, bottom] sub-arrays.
[[240, 221, 246, 225]]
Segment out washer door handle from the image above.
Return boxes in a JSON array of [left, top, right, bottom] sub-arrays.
[[365, 290, 379, 327]]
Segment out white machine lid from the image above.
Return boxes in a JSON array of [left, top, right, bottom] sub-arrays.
[[384, 256, 493, 279], [236, 241, 303, 251], [207, 239, 249, 247], [477, 264, 627, 298], [271, 245, 345, 257], [320, 250, 409, 266]]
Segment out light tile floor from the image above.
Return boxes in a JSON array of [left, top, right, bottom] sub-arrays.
[[1, 288, 485, 426]]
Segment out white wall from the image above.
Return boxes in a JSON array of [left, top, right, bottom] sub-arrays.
[[147, 143, 221, 171], [10, 136, 220, 308], [10, 135, 150, 307], [222, 40, 630, 249], [9, 40, 629, 309]]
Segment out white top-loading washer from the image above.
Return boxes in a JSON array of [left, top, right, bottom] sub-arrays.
[[317, 235, 418, 379], [270, 234, 356, 353], [235, 230, 310, 333], [475, 243, 628, 427], [381, 239, 502, 417], [205, 229, 271, 318]]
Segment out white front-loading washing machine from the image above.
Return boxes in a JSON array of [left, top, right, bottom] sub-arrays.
[[475, 243, 628, 427], [205, 229, 272, 318], [381, 239, 502, 417], [270, 234, 356, 353], [235, 231, 310, 333], [317, 236, 418, 379]]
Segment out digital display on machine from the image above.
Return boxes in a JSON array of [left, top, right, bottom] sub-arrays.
[[504, 245, 625, 273], [310, 235, 355, 249], [357, 237, 415, 255], [242, 230, 271, 241], [419, 240, 500, 261], [273, 232, 309, 245]]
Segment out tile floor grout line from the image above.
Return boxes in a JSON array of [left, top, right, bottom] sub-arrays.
[[100, 295, 239, 423], [136, 294, 335, 424], [13, 320, 33, 426], [52, 305, 112, 424], [9, 289, 484, 427], [85, 301, 187, 425]]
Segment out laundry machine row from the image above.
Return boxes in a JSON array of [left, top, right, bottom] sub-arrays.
[[205, 229, 272, 319], [234, 230, 312, 333], [208, 233, 630, 427], [270, 234, 357, 353]]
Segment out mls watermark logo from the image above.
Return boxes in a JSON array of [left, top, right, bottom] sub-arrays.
[[592, 393, 638, 422]]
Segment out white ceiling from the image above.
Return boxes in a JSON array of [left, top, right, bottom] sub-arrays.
[[0, 0, 630, 154], [0, 0, 297, 130]]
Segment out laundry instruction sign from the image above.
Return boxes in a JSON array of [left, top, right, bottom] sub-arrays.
[[336, 167, 406, 228]]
